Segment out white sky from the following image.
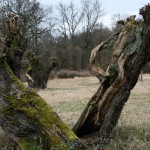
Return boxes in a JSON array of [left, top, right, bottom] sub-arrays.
[[38, 0, 150, 27]]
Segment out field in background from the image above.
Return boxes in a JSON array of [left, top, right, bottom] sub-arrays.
[[38, 74, 150, 150]]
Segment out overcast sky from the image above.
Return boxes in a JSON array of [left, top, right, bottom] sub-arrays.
[[38, 0, 150, 27]]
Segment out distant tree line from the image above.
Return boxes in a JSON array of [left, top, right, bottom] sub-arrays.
[[0, 0, 149, 74], [0, 0, 111, 71]]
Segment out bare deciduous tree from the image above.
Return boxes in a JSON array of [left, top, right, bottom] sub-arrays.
[[81, 0, 104, 48], [56, 1, 84, 69], [80, 0, 105, 69], [57, 2, 83, 41]]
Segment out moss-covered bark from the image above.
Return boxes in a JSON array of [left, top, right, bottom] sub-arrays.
[[0, 62, 84, 149]]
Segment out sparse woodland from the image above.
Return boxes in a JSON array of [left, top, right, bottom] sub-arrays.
[[0, 0, 117, 74], [0, 0, 150, 150]]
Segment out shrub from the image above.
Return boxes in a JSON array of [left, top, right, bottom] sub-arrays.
[[51, 70, 93, 79]]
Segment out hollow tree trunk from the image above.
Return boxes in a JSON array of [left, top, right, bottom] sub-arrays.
[[0, 61, 84, 149], [73, 5, 150, 137]]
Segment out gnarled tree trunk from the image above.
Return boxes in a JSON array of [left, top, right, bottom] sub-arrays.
[[73, 5, 150, 137], [0, 60, 84, 149]]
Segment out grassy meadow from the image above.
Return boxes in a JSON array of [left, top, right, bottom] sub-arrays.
[[38, 74, 150, 150], [0, 74, 149, 149]]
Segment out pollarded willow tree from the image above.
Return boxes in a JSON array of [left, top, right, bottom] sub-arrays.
[[2, 12, 57, 89], [25, 50, 58, 89], [0, 4, 150, 150], [0, 12, 84, 150], [0, 12, 79, 150], [3, 12, 28, 79], [73, 5, 150, 137]]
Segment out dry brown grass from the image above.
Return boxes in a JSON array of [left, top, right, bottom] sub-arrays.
[[38, 76, 99, 127], [38, 74, 150, 149], [38, 77, 98, 104], [38, 74, 150, 126]]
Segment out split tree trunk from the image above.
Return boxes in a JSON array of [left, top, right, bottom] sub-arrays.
[[73, 5, 150, 137], [0, 60, 84, 149]]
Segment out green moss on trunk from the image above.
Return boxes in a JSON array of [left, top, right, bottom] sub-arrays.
[[1, 62, 84, 149]]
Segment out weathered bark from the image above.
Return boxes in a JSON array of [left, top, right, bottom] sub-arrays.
[[73, 5, 150, 137], [0, 61, 84, 149], [26, 51, 58, 89]]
